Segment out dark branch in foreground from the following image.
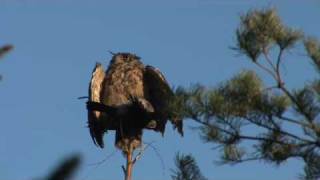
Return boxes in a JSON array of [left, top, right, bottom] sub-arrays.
[[86, 101, 157, 129]]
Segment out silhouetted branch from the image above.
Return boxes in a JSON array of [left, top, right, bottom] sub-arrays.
[[47, 154, 81, 180]]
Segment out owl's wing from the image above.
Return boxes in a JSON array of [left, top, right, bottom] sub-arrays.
[[144, 65, 183, 136], [88, 63, 106, 148]]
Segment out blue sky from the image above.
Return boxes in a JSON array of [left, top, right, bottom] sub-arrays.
[[0, 0, 319, 180]]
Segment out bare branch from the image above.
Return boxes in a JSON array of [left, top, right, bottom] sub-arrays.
[[278, 115, 312, 129], [276, 48, 284, 86], [121, 165, 126, 176], [253, 61, 278, 81], [217, 156, 264, 165], [263, 50, 277, 72]]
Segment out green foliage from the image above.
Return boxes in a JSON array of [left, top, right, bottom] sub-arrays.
[[213, 70, 263, 117], [169, 7, 320, 179], [302, 152, 320, 180], [293, 87, 320, 122], [235, 8, 301, 61], [305, 37, 320, 73], [170, 86, 196, 122], [222, 144, 245, 162], [258, 131, 295, 164], [171, 153, 207, 180]]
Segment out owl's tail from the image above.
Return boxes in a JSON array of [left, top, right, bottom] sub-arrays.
[[115, 125, 142, 153]]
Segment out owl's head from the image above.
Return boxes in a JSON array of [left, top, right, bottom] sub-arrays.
[[111, 52, 141, 64]]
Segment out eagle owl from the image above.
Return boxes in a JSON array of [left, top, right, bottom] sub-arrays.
[[87, 53, 183, 152]]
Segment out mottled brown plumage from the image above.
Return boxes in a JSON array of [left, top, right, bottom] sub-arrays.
[[87, 53, 182, 152], [88, 63, 106, 147]]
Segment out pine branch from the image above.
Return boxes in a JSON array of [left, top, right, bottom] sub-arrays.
[[192, 116, 293, 145], [276, 48, 284, 86], [253, 61, 278, 81], [171, 153, 207, 180], [263, 49, 278, 73], [243, 116, 314, 144], [278, 115, 312, 129]]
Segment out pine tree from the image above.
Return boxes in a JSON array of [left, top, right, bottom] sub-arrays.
[[170, 8, 320, 179]]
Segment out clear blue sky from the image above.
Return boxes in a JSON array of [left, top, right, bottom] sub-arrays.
[[0, 1, 319, 180]]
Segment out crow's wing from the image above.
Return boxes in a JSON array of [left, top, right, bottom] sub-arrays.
[[88, 63, 106, 148], [144, 65, 183, 136]]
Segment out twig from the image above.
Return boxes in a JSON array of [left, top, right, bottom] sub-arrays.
[[243, 116, 314, 143], [81, 150, 118, 180], [278, 115, 312, 128], [87, 149, 118, 166], [262, 85, 279, 92], [144, 141, 166, 178], [266, 49, 315, 124], [121, 165, 126, 176], [275, 48, 284, 85], [263, 50, 277, 72], [211, 144, 224, 151], [108, 50, 116, 55], [216, 156, 264, 166], [78, 96, 88, 100], [192, 116, 299, 145], [254, 61, 278, 81], [229, 156, 264, 165], [132, 142, 152, 165]]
